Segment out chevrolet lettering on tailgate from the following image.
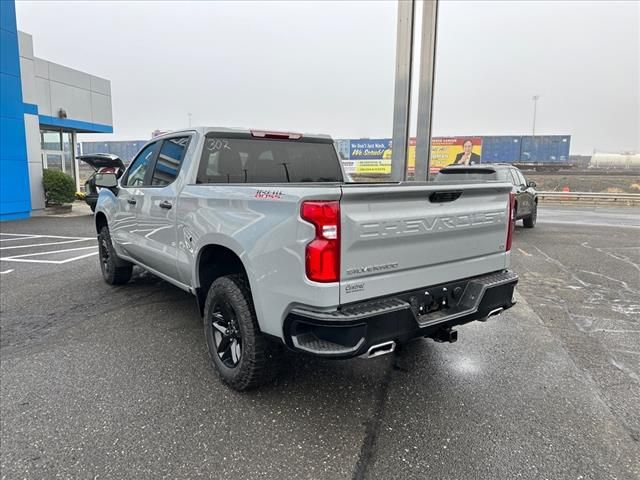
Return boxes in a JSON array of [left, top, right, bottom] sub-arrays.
[[359, 211, 505, 238]]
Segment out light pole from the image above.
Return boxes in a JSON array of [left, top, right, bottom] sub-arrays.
[[188, 112, 192, 128], [531, 95, 540, 136]]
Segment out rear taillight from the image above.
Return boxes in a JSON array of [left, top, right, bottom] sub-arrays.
[[506, 192, 515, 251], [301, 201, 340, 283]]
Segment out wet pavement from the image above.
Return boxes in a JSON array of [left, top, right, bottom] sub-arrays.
[[1, 206, 638, 479]]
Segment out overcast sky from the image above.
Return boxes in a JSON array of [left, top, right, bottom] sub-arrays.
[[16, 0, 639, 154]]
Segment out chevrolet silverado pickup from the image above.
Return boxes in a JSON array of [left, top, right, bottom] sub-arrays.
[[93, 127, 518, 390]]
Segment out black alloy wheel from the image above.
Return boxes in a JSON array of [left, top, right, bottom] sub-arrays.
[[211, 302, 242, 368], [203, 275, 282, 390]]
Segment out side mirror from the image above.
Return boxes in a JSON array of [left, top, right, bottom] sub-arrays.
[[95, 172, 118, 188], [528, 180, 536, 188]]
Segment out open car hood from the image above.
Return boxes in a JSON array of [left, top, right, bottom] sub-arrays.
[[77, 153, 125, 171]]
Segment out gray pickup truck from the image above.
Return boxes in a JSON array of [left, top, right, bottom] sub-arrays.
[[93, 127, 518, 390]]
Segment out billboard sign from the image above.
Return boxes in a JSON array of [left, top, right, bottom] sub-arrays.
[[429, 137, 483, 169], [350, 139, 392, 160], [341, 160, 356, 174], [349, 136, 483, 174]]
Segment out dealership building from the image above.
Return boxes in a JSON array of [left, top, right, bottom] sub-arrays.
[[1, 0, 113, 220]]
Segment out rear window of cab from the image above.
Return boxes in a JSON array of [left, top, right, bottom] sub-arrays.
[[196, 136, 343, 184]]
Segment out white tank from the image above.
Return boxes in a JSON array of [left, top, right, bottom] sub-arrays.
[[590, 153, 640, 169]]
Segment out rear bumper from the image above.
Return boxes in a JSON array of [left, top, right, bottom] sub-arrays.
[[284, 270, 518, 358]]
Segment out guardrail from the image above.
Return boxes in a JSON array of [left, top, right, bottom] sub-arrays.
[[538, 191, 640, 205]]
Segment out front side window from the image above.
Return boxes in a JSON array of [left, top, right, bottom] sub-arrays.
[[516, 171, 527, 186], [509, 169, 520, 186], [125, 143, 157, 187], [196, 136, 343, 184], [151, 136, 190, 186]]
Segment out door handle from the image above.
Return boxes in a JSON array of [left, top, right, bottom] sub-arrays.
[[127, 199, 137, 205], [159, 200, 173, 210]]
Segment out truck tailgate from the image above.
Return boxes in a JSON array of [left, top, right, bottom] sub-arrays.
[[339, 183, 512, 304]]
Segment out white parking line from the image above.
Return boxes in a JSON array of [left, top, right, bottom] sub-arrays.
[[1, 245, 98, 260], [0, 238, 95, 250], [0, 234, 100, 266], [0, 269, 15, 274], [0, 233, 94, 240], [0, 236, 40, 242], [0, 233, 40, 237], [0, 251, 99, 265]]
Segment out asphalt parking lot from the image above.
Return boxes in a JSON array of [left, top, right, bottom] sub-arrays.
[[1, 205, 639, 479]]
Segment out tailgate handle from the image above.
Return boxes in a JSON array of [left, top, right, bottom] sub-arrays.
[[429, 191, 462, 203]]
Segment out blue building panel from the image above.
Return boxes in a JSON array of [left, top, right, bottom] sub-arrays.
[[0, 159, 31, 216], [0, 0, 30, 220], [0, 29, 20, 76], [23, 102, 38, 115], [0, 72, 24, 117], [0, 0, 18, 32], [38, 115, 113, 134], [0, 116, 27, 162]]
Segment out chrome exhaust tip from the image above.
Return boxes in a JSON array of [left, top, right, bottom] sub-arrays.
[[362, 340, 396, 359], [478, 307, 504, 322]]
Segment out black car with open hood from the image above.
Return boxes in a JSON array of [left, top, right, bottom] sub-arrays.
[[77, 154, 126, 212]]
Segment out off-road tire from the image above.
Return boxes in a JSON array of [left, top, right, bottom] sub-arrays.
[[98, 226, 133, 285], [523, 203, 537, 228], [203, 275, 282, 391]]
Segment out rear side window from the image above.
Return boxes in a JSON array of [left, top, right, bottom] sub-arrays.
[[124, 142, 158, 187], [151, 136, 190, 186], [196, 136, 343, 184]]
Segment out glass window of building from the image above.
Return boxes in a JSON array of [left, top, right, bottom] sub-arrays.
[[40, 129, 76, 178], [41, 130, 62, 151], [61, 131, 75, 179]]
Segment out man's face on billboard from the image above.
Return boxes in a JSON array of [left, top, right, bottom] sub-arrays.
[[463, 141, 473, 154]]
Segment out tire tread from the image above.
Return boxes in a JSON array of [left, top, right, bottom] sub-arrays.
[[98, 226, 133, 285], [523, 204, 537, 228], [204, 274, 281, 391]]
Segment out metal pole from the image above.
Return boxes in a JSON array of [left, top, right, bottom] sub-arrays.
[[414, 0, 439, 182], [531, 95, 539, 136], [188, 112, 193, 128], [72, 131, 81, 192], [390, 0, 416, 182]]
